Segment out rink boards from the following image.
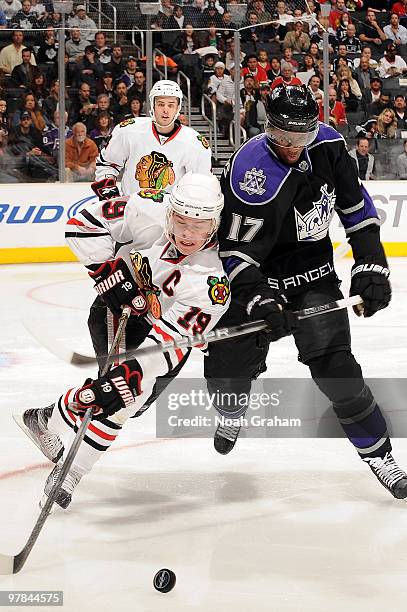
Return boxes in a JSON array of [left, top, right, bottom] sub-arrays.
[[0, 181, 406, 263]]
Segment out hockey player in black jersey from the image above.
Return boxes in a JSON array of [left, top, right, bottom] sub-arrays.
[[204, 85, 407, 499]]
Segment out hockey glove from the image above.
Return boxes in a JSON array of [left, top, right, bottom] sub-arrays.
[[89, 258, 148, 317], [91, 176, 120, 201], [247, 293, 298, 342], [350, 259, 391, 317], [70, 362, 143, 419]]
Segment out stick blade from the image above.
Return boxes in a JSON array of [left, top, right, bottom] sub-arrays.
[[0, 552, 15, 575]]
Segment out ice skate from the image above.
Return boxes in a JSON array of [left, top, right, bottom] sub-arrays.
[[14, 406, 64, 464], [214, 419, 241, 455], [363, 453, 407, 499], [40, 463, 83, 509]]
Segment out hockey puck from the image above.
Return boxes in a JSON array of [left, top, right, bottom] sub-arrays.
[[153, 568, 176, 593]]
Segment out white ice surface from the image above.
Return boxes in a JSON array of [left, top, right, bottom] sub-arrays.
[[0, 258, 406, 612]]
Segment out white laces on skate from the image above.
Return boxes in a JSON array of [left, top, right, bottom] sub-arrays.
[[363, 453, 407, 490], [217, 421, 241, 442], [49, 465, 82, 495]]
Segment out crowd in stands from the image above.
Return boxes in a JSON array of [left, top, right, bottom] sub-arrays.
[[0, 0, 407, 181]]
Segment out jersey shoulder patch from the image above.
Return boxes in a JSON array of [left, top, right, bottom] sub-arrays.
[[229, 134, 290, 205], [119, 118, 135, 128], [207, 275, 230, 306], [197, 134, 210, 149], [138, 188, 165, 202]]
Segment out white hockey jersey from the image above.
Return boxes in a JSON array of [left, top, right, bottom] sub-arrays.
[[65, 191, 230, 419], [95, 117, 212, 196]]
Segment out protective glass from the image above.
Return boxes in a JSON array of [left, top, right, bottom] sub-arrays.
[[265, 124, 318, 148]]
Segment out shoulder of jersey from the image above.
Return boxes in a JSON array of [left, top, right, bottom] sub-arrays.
[[311, 122, 346, 148], [180, 124, 211, 150], [127, 190, 170, 208], [227, 134, 291, 205], [116, 116, 152, 131], [184, 249, 230, 308]]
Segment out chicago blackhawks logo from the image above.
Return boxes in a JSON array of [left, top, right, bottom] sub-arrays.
[[138, 188, 165, 202], [197, 134, 209, 149], [295, 183, 336, 242], [207, 276, 230, 306], [119, 118, 135, 128], [135, 151, 175, 190]]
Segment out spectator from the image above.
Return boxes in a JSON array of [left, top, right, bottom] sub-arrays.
[[8, 109, 54, 179], [122, 96, 144, 120], [37, 25, 58, 64], [396, 139, 407, 177], [0, 97, 8, 133], [111, 79, 129, 117], [44, 9, 62, 29], [199, 21, 225, 55], [354, 56, 378, 92], [332, 43, 354, 72], [249, 0, 272, 24], [272, 0, 290, 45], [241, 54, 268, 85], [104, 45, 125, 81], [225, 38, 245, 71], [86, 92, 114, 130], [377, 107, 398, 138], [319, 87, 347, 126], [298, 53, 317, 82], [96, 70, 114, 98], [207, 60, 226, 97], [0, 0, 21, 22], [355, 117, 379, 140], [308, 74, 323, 101], [384, 12, 407, 46], [271, 61, 302, 89], [71, 81, 97, 124], [336, 64, 362, 99], [353, 46, 378, 70], [308, 41, 321, 62], [378, 42, 407, 78], [68, 4, 97, 43], [127, 70, 146, 104], [281, 47, 299, 72], [29, 0, 46, 23], [0, 29, 36, 74], [41, 109, 72, 159], [65, 121, 98, 181], [336, 13, 351, 43], [0, 6, 6, 27], [310, 17, 336, 53], [241, 74, 257, 109], [12, 90, 46, 131], [393, 93, 407, 129], [257, 49, 271, 73], [10, 47, 40, 87], [89, 111, 113, 151], [361, 76, 383, 115], [11, 0, 39, 30], [159, 0, 174, 20], [283, 20, 310, 52], [219, 11, 237, 44], [329, 0, 349, 31], [341, 23, 362, 54], [245, 81, 269, 137], [173, 22, 201, 55], [74, 44, 103, 88], [336, 77, 359, 112], [216, 63, 243, 136], [65, 27, 89, 63], [348, 137, 376, 180], [267, 56, 281, 83], [359, 8, 387, 49], [30, 71, 47, 107], [120, 56, 140, 89], [370, 91, 392, 116], [240, 12, 269, 50], [93, 31, 112, 65], [392, 0, 407, 21], [202, 1, 223, 28]]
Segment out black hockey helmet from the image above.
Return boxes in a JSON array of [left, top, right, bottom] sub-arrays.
[[265, 85, 319, 148]]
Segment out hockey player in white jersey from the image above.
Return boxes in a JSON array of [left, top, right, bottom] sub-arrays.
[[92, 80, 212, 200], [19, 173, 230, 509]]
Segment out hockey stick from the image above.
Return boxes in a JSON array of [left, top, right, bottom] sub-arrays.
[[0, 307, 131, 575], [52, 295, 363, 367]]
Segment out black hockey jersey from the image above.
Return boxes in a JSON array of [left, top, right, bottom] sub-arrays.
[[219, 123, 382, 296]]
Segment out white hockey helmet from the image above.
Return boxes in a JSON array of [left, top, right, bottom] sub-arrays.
[[165, 173, 224, 249], [149, 80, 183, 125]]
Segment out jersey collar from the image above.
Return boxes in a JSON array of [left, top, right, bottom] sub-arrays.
[[152, 120, 182, 145]]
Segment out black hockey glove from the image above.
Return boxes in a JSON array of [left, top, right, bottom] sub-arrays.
[[70, 361, 143, 420], [91, 176, 120, 201], [350, 259, 391, 317], [247, 293, 298, 342], [89, 258, 148, 317]]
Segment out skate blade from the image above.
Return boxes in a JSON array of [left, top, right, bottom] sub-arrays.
[[13, 414, 61, 463]]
